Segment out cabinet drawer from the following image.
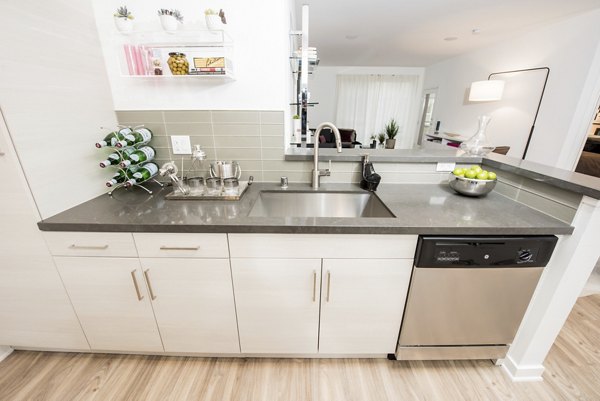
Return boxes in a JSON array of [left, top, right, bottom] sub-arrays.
[[134, 233, 229, 258], [44, 232, 137, 257], [228, 234, 418, 259]]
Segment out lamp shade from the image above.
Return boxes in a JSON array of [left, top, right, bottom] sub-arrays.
[[469, 80, 505, 101]]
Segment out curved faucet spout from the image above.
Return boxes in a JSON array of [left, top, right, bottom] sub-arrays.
[[312, 122, 342, 189]]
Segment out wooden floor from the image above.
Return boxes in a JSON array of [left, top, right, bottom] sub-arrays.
[[1, 295, 599, 401]]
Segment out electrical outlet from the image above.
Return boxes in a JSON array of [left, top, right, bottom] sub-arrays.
[[436, 162, 456, 172], [170, 135, 192, 155]]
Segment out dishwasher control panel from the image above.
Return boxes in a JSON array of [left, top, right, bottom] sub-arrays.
[[415, 235, 558, 268]]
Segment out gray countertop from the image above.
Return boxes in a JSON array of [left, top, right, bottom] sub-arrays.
[[38, 182, 574, 235]]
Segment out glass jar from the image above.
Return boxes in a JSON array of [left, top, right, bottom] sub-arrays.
[[167, 52, 189, 75], [459, 115, 496, 156]]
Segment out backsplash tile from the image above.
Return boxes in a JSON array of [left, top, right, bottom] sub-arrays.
[[212, 111, 260, 124], [163, 111, 211, 123], [165, 122, 213, 136], [260, 111, 285, 124], [212, 124, 261, 136]]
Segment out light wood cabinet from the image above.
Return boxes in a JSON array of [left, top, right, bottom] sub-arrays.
[[319, 259, 413, 354], [55, 257, 163, 352], [139, 258, 240, 353], [0, 114, 88, 350], [231, 258, 322, 353]]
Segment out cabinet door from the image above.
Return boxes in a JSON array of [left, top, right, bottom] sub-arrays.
[[139, 258, 240, 353], [55, 257, 163, 352], [231, 258, 321, 353], [319, 259, 412, 354], [0, 114, 88, 350]]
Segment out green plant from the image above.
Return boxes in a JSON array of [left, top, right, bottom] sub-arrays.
[[292, 114, 300, 119], [158, 8, 183, 23], [114, 6, 133, 19], [377, 133, 386, 144], [385, 118, 399, 140]]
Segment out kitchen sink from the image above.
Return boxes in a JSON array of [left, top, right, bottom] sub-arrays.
[[248, 190, 396, 218]]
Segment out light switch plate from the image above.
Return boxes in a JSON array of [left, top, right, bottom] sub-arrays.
[[170, 135, 192, 155], [436, 162, 456, 172]]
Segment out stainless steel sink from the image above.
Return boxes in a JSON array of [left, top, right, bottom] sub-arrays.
[[248, 190, 396, 218]]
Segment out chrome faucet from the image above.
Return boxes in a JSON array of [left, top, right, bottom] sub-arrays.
[[312, 122, 342, 189]]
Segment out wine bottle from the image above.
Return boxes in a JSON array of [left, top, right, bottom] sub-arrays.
[[119, 146, 155, 168], [105, 166, 140, 187], [99, 147, 135, 168], [124, 163, 159, 187], [115, 127, 153, 148], [96, 127, 133, 148]]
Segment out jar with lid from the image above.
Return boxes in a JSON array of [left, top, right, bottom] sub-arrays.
[[167, 52, 189, 75]]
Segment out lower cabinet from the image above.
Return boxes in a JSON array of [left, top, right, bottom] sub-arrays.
[[55, 257, 164, 352], [231, 257, 413, 354], [319, 259, 412, 354], [139, 258, 240, 353], [231, 258, 322, 353]]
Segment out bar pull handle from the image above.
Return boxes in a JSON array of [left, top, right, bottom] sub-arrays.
[[312, 270, 317, 302], [69, 244, 109, 250], [143, 269, 157, 300], [130, 270, 144, 301], [326, 271, 331, 302], [159, 246, 200, 251]]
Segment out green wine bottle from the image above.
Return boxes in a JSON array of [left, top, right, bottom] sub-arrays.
[[96, 128, 132, 148], [119, 146, 156, 168], [105, 166, 140, 187], [99, 147, 135, 168], [124, 163, 159, 187], [115, 127, 153, 148]]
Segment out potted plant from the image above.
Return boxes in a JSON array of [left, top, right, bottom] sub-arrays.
[[384, 118, 399, 149], [113, 6, 134, 34], [292, 115, 301, 144], [158, 9, 183, 33], [205, 8, 223, 30], [377, 133, 386, 149], [369, 134, 376, 149]]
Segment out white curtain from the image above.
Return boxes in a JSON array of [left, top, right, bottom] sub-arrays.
[[335, 74, 420, 148]]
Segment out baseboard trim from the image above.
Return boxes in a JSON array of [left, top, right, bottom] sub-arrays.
[[501, 354, 545, 382], [0, 346, 14, 363]]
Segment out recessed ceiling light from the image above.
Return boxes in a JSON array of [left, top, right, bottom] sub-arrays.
[[444, 36, 458, 41], [345, 34, 358, 40]]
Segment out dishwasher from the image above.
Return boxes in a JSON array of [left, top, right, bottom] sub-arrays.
[[396, 235, 558, 360]]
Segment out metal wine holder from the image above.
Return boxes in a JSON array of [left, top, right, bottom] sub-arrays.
[[99, 125, 163, 196]]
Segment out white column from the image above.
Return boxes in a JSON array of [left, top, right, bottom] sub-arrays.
[[503, 196, 600, 381], [0, 346, 13, 363]]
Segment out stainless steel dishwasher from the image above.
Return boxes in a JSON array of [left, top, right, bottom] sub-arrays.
[[396, 235, 558, 360]]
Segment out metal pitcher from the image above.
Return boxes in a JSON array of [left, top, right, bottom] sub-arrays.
[[209, 160, 242, 179]]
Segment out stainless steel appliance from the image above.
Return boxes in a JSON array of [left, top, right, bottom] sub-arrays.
[[396, 235, 557, 360]]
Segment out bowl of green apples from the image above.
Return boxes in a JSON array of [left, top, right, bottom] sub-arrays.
[[449, 166, 498, 197]]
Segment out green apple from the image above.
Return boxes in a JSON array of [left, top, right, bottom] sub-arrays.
[[470, 165, 483, 174], [477, 171, 489, 180], [464, 169, 477, 179], [488, 171, 497, 180], [452, 168, 465, 176]]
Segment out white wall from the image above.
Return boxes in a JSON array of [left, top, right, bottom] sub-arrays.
[[0, 0, 118, 219], [424, 9, 600, 167], [308, 66, 425, 140], [92, 0, 291, 113]]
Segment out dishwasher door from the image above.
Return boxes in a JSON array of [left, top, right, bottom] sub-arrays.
[[398, 265, 543, 347]]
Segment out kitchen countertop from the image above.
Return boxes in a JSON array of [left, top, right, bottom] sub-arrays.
[[38, 182, 574, 235]]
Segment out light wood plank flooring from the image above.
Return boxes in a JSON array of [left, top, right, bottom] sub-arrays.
[[1, 294, 599, 401]]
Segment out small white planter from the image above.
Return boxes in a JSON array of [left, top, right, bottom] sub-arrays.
[[205, 14, 222, 30], [114, 17, 133, 34], [292, 119, 302, 144], [160, 14, 179, 33]]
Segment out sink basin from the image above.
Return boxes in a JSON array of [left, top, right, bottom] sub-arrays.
[[248, 190, 396, 218]]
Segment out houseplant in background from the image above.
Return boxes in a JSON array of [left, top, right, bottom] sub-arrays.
[[158, 9, 183, 33], [205, 8, 223, 30], [384, 118, 399, 149], [370, 134, 377, 149], [377, 133, 386, 149], [291, 115, 301, 144], [113, 6, 134, 34]]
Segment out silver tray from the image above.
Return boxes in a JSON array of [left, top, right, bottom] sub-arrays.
[[165, 180, 251, 201]]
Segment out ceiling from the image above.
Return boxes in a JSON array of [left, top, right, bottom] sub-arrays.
[[294, 0, 600, 67]]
